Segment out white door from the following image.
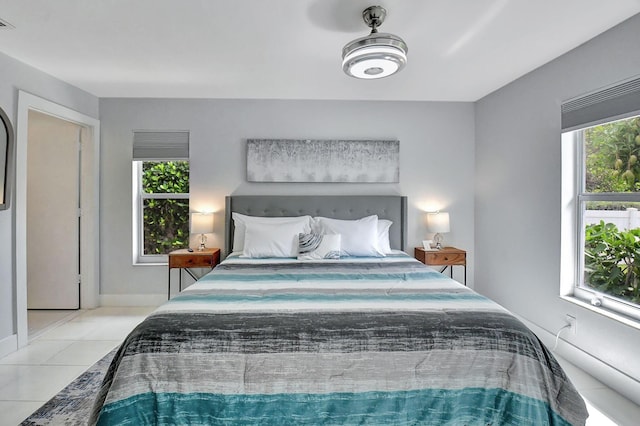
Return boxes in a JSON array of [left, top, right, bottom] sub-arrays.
[[27, 111, 81, 309]]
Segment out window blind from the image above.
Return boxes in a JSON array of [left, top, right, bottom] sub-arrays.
[[133, 131, 189, 160], [561, 76, 640, 131]]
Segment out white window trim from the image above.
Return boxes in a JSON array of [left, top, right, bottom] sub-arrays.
[[132, 161, 189, 265], [561, 121, 640, 326], [560, 131, 579, 297]]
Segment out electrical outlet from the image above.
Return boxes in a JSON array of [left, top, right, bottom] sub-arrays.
[[565, 314, 577, 335]]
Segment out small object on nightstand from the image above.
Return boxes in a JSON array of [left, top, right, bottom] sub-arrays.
[[168, 248, 221, 299], [414, 246, 466, 285], [422, 240, 436, 251]]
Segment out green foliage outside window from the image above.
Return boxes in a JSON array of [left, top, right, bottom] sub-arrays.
[[142, 161, 189, 255], [585, 116, 640, 193], [584, 221, 640, 304]]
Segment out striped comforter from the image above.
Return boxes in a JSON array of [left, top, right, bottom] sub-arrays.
[[91, 253, 588, 425]]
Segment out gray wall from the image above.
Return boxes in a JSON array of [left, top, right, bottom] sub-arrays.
[[99, 98, 475, 298], [475, 13, 640, 393], [0, 51, 98, 343]]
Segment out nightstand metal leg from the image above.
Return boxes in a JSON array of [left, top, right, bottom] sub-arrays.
[[184, 268, 198, 281], [168, 268, 171, 300], [438, 265, 467, 286]]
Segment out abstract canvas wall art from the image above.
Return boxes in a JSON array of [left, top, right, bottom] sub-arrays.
[[246, 139, 399, 183]]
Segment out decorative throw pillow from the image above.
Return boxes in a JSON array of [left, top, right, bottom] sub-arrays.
[[298, 233, 341, 260]]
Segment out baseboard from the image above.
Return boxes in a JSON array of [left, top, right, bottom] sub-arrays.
[[0, 333, 18, 359], [519, 316, 640, 406], [99, 294, 166, 307]]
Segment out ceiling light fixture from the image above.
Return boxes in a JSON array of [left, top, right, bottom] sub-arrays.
[[342, 6, 408, 80]]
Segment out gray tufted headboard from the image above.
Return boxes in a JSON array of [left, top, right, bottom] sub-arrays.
[[225, 195, 407, 255]]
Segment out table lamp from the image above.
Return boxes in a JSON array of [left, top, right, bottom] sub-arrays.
[[191, 212, 214, 251], [427, 211, 450, 250]]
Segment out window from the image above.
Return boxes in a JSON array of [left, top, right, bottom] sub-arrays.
[[135, 160, 189, 259], [561, 77, 640, 322], [132, 131, 189, 263], [570, 116, 640, 319]]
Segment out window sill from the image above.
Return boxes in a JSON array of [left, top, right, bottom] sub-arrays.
[[561, 295, 640, 331], [133, 261, 167, 267]]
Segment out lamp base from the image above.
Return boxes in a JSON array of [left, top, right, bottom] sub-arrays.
[[198, 234, 207, 251], [433, 233, 444, 250]]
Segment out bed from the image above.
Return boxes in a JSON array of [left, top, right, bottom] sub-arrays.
[[90, 195, 588, 425]]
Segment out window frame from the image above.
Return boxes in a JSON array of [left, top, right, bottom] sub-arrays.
[[568, 118, 640, 323], [132, 160, 190, 265]]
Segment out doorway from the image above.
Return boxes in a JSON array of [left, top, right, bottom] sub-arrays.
[[15, 91, 101, 348], [27, 110, 82, 311]]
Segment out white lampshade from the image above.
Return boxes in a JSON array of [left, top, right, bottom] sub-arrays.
[[427, 212, 450, 233], [191, 213, 214, 234]]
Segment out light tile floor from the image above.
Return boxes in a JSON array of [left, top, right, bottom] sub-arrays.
[[0, 307, 155, 425], [27, 310, 79, 339], [0, 307, 639, 425], [555, 355, 640, 426]]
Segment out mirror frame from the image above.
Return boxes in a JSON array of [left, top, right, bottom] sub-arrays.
[[0, 106, 14, 210]]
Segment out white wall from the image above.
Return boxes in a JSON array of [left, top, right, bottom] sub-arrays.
[[99, 99, 475, 300], [475, 13, 640, 400], [0, 51, 98, 352]]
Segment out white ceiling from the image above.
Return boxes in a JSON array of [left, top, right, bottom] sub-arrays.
[[0, 0, 639, 102]]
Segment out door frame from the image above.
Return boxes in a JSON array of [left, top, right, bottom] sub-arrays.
[[15, 91, 100, 347]]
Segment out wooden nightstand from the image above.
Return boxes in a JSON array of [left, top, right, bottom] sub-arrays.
[[168, 248, 220, 299], [414, 246, 467, 285]]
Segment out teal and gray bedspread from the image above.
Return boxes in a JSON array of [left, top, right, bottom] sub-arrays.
[[90, 254, 588, 425]]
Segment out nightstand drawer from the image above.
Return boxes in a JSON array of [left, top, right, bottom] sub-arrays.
[[169, 254, 215, 269], [423, 251, 466, 266]]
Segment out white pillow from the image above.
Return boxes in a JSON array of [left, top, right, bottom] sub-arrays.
[[232, 213, 312, 252], [298, 233, 341, 260], [242, 220, 310, 258], [377, 219, 393, 254], [314, 215, 383, 257]]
